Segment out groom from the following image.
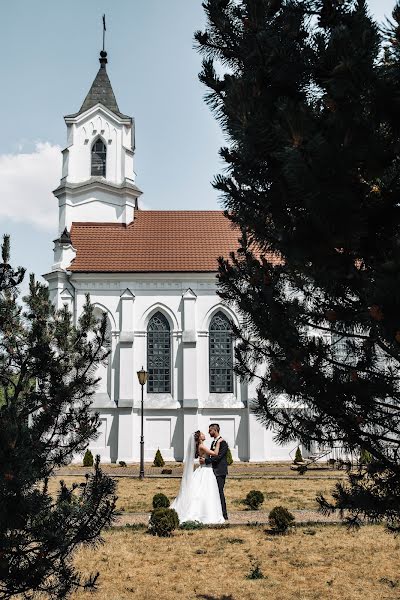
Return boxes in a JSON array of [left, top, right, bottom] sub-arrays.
[[199, 423, 229, 520]]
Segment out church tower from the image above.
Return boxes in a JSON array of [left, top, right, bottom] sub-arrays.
[[51, 49, 142, 272]]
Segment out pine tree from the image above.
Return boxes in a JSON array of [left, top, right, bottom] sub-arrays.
[[0, 235, 118, 598], [153, 449, 165, 467], [294, 447, 303, 464], [196, 0, 400, 531]]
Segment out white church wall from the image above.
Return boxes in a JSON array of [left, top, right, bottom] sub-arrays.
[[57, 186, 136, 232], [54, 273, 300, 464]]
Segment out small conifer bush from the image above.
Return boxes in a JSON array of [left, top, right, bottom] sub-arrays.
[[83, 449, 94, 467], [118, 460, 127, 467], [152, 493, 170, 509], [269, 506, 295, 533], [294, 446, 303, 463], [226, 447, 233, 466], [153, 449, 165, 467], [148, 508, 179, 537], [243, 490, 264, 510], [179, 520, 204, 530], [359, 448, 372, 465]]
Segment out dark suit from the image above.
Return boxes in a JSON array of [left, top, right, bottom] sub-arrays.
[[205, 437, 228, 519]]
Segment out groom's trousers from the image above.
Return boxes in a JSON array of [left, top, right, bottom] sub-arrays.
[[216, 475, 228, 519]]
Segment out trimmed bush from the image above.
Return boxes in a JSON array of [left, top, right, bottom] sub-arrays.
[[294, 446, 303, 464], [359, 448, 372, 465], [269, 506, 295, 533], [153, 449, 165, 468], [148, 508, 179, 537], [179, 520, 204, 530], [82, 449, 93, 467], [243, 490, 264, 510], [226, 447, 233, 466], [152, 493, 170, 509], [118, 460, 127, 467]]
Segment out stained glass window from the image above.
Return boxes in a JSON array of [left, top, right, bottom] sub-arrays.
[[91, 139, 107, 177], [209, 312, 233, 393], [147, 312, 171, 393]]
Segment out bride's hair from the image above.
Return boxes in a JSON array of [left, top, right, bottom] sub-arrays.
[[194, 430, 201, 458]]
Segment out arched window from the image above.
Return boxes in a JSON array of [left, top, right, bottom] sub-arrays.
[[91, 138, 107, 177], [209, 312, 233, 393], [147, 312, 171, 393]]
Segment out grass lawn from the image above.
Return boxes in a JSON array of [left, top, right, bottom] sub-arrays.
[[72, 524, 400, 600], [49, 475, 341, 513]]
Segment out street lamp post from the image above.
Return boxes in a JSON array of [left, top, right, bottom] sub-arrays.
[[136, 366, 148, 479]]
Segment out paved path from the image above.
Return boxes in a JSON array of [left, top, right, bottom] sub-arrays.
[[56, 463, 347, 480], [58, 471, 344, 481], [114, 509, 344, 527]]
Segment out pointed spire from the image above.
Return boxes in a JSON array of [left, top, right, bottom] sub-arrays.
[[78, 49, 121, 116], [65, 19, 131, 121]]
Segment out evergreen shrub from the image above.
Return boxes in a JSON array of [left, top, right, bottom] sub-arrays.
[[148, 508, 179, 537], [179, 520, 204, 530], [359, 449, 372, 465], [118, 460, 127, 467], [294, 447, 303, 464], [152, 493, 170, 509], [244, 490, 264, 510], [226, 447, 233, 466], [153, 449, 165, 467], [83, 449, 94, 467], [269, 506, 295, 533]]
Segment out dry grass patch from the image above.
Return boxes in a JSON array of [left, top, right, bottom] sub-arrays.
[[48, 475, 339, 512], [72, 525, 400, 600]]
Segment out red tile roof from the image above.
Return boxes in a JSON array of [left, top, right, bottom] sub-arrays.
[[69, 210, 242, 273]]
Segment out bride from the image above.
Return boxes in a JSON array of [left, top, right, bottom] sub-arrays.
[[171, 430, 225, 524]]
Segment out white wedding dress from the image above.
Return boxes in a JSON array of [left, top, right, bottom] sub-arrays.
[[171, 435, 225, 524]]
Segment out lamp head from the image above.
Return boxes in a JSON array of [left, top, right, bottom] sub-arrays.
[[137, 367, 148, 386]]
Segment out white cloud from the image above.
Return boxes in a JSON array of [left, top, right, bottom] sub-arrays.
[[0, 142, 61, 231]]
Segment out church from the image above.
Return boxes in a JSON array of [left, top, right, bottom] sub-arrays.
[[44, 49, 295, 463]]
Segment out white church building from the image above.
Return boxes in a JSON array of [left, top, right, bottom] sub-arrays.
[[44, 49, 295, 463]]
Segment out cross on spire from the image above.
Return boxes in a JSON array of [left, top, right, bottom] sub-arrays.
[[99, 14, 107, 68]]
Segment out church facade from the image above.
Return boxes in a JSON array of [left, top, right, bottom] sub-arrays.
[[44, 50, 295, 463]]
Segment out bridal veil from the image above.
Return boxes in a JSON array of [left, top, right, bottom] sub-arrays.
[[171, 433, 195, 517]]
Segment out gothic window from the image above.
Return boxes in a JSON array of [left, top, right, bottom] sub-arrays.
[[147, 312, 171, 393], [91, 138, 107, 177], [209, 311, 233, 393]]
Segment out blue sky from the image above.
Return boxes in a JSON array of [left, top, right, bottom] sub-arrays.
[[0, 0, 396, 287]]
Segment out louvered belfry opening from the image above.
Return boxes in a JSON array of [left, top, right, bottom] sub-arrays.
[[209, 311, 233, 393], [91, 138, 107, 177], [147, 312, 171, 393]]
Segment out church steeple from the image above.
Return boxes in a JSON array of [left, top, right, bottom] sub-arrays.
[[77, 50, 126, 118], [66, 49, 129, 120], [52, 35, 142, 241]]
